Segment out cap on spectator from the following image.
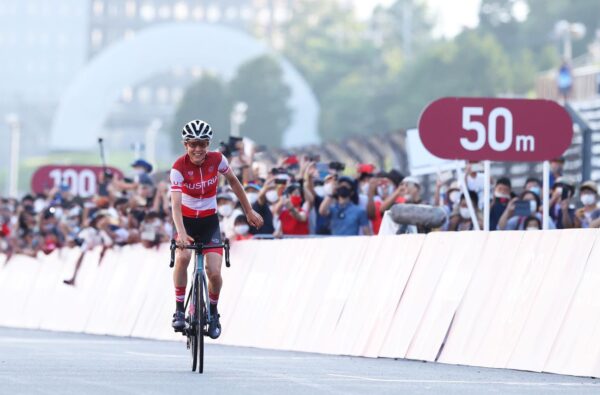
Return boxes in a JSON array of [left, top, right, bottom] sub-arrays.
[[580, 181, 598, 194], [283, 155, 299, 167], [402, 176, 421, 188], [356, 163, 375, 175], [244, 183, 261, 192], [555, 176, 574, 188], [337, 176, 356, 187], [551, 156, 566, 163], [216, 193, 233, 202], [131, 159, 153, 173], [385, 169, 404, 187]]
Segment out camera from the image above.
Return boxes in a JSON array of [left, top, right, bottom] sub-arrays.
[[219, 136, 244, 159], [329, 161, 345, 172], [271, 167, 287, 176]]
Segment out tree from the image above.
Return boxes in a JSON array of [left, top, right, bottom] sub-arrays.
[[228, 55, 291, 147], [170, 74, 230, 152], [382, 31, 513, 128]]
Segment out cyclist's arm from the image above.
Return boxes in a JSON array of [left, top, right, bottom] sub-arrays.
[[224, 171, 252, 214], [170, 191, 190, 242], [225, 170, 264, 229]]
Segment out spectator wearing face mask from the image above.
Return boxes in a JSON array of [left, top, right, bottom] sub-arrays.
[[524, 216, 542, 230], [497, 190, 556, 231], [574, 181, 600, 228], [232, 215, 253, 241], [489, 177, 512, 231], [366, 171, 401, 235], [549, 177, 575, 229], [432, 179, 461, 232], [446, 190, 482, 231], [217, 193, 243, 239], [305, 173, 335, 235], [464, 162, 485, 207], [356, 163, 376, 209], [274, 183, 309, 236], [245, 182, 275, 235], [524, 177, 543, 199], [399, 176, 422, 204], [319, 176, 371, 236]]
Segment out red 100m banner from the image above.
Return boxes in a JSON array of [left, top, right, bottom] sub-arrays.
[[31, 165, 124, 197], [418, 97, 573, 162]]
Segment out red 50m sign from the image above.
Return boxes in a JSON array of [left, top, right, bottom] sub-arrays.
[[418, 97, 573, 162]]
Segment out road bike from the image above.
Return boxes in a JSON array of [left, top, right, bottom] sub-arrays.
[[169, 238, 230, 373]]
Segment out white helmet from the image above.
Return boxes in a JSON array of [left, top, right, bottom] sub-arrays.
[[181, 119, 213, 141]]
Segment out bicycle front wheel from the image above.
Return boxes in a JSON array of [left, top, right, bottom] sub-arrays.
[[197, 274, 205, 374], [189, 277, 198, 372]]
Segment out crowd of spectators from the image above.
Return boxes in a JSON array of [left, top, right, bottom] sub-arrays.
[[1, 136, 599, 274]]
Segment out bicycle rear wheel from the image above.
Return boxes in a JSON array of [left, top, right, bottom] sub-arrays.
[[189, 277, 198, 372], [197, 275, 205, 374]]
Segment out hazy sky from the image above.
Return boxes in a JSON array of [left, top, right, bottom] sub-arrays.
[[352, 0, 481, 38]]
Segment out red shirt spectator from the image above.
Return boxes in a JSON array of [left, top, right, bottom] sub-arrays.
[[279, 194, 309, 235], [371, 200, 383, 235]]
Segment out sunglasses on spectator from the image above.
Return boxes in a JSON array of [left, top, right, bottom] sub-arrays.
[[186, 140, 209, 149]]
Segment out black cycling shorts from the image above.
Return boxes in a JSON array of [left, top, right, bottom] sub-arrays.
[[180, 214, 223, 255]]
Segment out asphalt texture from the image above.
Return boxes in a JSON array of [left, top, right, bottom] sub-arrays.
[[0, 327, 598, 395]]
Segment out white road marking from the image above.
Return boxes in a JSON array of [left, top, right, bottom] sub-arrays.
[[0, 337, 130, 345], [327, 374, 599, 387], [125, 351, 184, 358], [126, 351, 331, 360]]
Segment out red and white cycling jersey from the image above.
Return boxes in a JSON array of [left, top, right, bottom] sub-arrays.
[[170, 152, 231, 218]]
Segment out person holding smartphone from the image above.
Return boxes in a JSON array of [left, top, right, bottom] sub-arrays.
[[549, 177, 575, 229], [497, 190, 556, 230]]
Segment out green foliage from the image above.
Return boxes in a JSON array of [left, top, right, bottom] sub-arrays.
[[382, 32, 513, 128], [171, 0, 600, 148], [229, 56, 291, 148]]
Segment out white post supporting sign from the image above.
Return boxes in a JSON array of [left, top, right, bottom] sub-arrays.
[[483, 160, 491, 231], [543, 160, 550, 230]]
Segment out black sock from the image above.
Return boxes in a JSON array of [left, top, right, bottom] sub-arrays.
[[210, 303, 218, 315], [176, 301, 184, 312]]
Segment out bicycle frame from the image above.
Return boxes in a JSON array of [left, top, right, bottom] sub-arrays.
[[187, 248, 210, 330], [170, 239, 231, 333]]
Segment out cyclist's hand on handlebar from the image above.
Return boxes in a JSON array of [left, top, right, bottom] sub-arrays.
[[176, 232, 194, 248], [246, 209, 264, 229]]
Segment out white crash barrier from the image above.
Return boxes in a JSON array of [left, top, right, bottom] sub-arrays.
[[1, 229, 600, 377]]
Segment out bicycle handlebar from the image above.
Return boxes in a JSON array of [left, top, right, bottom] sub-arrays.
[[169, 239, 231, 268]]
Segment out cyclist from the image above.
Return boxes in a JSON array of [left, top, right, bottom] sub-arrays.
[[170, 120, 264, 338]]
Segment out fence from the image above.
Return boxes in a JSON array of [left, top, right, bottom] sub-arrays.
[[2, 230, 600, 377]]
